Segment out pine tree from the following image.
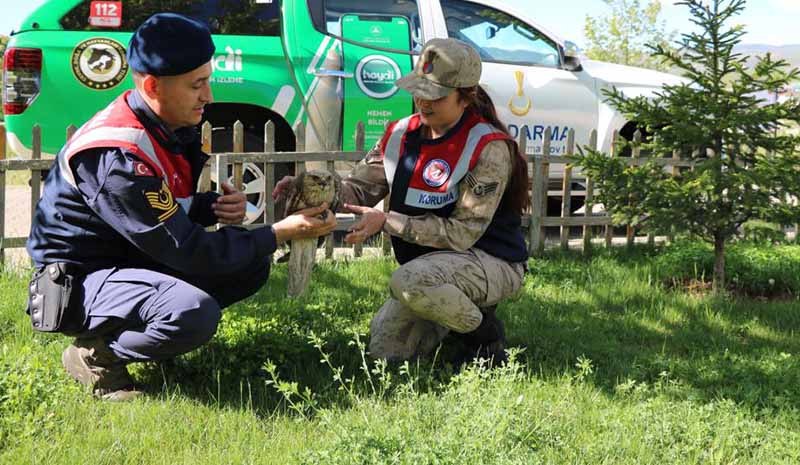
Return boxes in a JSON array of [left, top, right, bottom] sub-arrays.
[[575, 0, 800, 292]]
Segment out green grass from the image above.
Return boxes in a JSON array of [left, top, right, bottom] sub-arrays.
[[1, 245, 800, 464]]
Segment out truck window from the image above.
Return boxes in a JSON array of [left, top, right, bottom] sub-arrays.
[[60, 0, 281, 36], [310, 0, 423, 51], [440, 0, 561, 68]]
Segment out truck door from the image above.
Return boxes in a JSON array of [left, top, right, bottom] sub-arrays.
[[282, 0, 427, 151], [339, 14, 414, 151]]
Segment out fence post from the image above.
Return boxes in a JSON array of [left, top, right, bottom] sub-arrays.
[[325, 121, 346, 260], [353, 122, 365, 258], [0, 124, 6, 267], [560, 129, 575, 251], [199, 122, 215, 231], [294, 122, 306, 175], [530, 128, 550, 257], [583, 130, 597, 255], [215, 153, 228, 231], [0, 123, 5, 159], [381, 121, 392, 257], [527, 127, 542, 256], [30, 125, 42, 226], [264, 121, 276, 227], [232, 121, 245, 192], [605, 130, 618, 249], [200, 122, 213, 192], [668, 149, 679, 243], [643, 132, 656, 247], [626, 130, 641, 248]]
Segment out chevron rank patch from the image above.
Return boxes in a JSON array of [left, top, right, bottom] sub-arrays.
[[145, 180, 179, 222], [465, 173, 499, 197]]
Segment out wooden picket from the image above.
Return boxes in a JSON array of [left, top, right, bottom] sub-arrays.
[[582, 130, 598, 253]]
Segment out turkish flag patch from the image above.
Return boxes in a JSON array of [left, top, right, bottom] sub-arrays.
[[134, 161, 155, 177]]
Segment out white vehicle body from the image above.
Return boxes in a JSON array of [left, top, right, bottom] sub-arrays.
[[417, 0, 686, 156]]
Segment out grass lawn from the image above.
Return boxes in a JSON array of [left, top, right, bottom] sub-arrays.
[[1, 245, 799, 464]]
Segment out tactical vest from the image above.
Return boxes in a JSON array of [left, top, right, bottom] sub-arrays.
[[381, 112, 528, 265], [59, 90, 194, 209]]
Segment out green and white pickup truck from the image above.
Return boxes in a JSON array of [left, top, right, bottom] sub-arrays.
[[3, 0, 683, 221]]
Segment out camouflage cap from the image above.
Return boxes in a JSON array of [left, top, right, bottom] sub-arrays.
[[395, 38, 482, 100]]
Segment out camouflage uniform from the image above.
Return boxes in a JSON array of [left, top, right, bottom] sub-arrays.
[[338, 140, 526, 361]]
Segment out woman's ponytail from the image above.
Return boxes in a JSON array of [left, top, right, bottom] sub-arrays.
[[458, 86, 530, 215]]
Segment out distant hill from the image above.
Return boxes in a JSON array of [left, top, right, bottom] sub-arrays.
[[734, 43, 800, 74]]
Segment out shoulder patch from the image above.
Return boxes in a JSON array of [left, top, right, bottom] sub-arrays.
[[465, 173, 499, 197], [145, 180, 179, 222], [133, 161, 155, 177]]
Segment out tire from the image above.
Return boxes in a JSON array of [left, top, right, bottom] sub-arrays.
[[210, 126, 295, 224]]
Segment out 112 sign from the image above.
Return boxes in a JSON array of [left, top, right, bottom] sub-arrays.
[[89, 1, 122, 28]]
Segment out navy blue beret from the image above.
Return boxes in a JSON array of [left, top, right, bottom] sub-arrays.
[[126, 13, 215, 76]]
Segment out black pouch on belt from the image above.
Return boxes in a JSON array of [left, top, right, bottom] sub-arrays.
[[27, 263, 74, 332]]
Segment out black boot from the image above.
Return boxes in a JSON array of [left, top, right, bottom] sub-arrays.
[[451, 305, 508, 367]]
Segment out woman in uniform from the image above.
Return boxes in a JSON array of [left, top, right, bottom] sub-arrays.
[[277, 38, 529, 364]]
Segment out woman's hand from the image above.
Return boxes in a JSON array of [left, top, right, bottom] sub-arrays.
[[272, 175, 296, 202], [343, 203, 386, 244]]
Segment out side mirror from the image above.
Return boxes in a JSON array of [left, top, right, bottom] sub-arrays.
[[563, 40, 582, 72], [485, 25, 498, 40]]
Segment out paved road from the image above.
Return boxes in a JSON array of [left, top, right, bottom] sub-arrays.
[[3, 186, 31, 269]]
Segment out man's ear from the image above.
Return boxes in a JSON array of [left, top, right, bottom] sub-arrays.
[[140, 74, 160, 99]]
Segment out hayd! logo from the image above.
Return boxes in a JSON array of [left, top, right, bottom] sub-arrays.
[[355, 55, 401, 99]]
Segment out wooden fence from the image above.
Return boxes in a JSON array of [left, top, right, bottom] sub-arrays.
[[0, 120, 716, 267]]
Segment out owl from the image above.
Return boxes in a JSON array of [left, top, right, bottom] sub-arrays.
[[283, 170, 339, 217], [283, 170, 340, 297]]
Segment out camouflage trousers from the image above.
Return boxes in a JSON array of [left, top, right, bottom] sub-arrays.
[[368, 248, 526, 361]]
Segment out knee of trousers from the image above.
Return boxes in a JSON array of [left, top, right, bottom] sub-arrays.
[[388, 265, 429, 307], [173, 294, 223, 347]]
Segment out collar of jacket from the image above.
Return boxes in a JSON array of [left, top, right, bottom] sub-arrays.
[[126, 90, 199, 154]]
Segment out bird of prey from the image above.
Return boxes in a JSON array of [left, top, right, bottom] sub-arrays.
[[283, 170, 339, 296]]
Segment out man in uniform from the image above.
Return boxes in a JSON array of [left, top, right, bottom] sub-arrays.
[[26, 13, 336, 401]]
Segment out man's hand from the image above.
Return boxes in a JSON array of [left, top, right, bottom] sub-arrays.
[[213, 182, 247, 225], [272, 175, 296, 202], [272, 203, 337, 243], [343, 203, 386, 244]]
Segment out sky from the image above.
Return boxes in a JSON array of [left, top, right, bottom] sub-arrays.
[[1, 0, 797, 47]]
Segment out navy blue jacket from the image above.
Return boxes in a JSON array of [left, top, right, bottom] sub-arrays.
[[26, 91, 277, 276]]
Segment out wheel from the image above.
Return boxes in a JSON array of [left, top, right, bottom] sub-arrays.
[[210, 126, 295, 225], [222, 162, 267, 224]]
